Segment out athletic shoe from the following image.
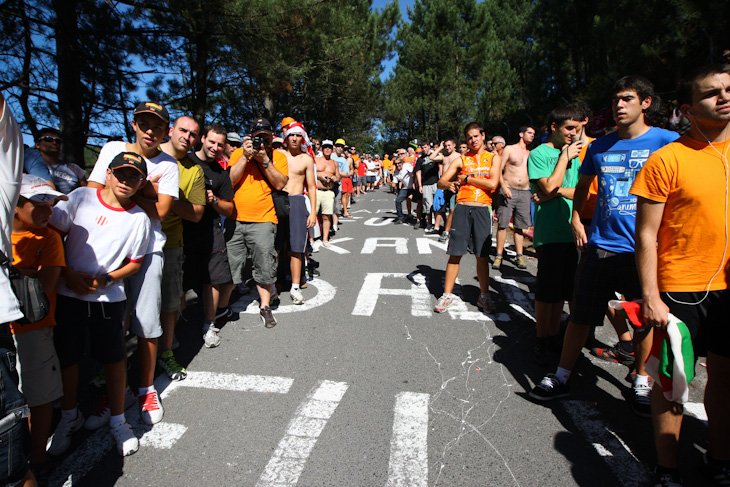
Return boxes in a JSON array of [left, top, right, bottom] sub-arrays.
[[333, 224, 339, 232], [532, 337, 553, 366], [158, 350, 187, 381], [394, 219, 404, 225], [111, 421, 139, 457], [700, 452, 730, 486], [202, 323, 221, 348], [88, 368, 106, 391], [290, 288, 304, 305], [270, 287, 280, 306], [322, 241, 332, 248], [138, 390, 164, 425], [84, 389, 136, 430], [590, 343, 635, 367], [529, 374, 570, 401], [434, 294, 456, 313], [260, 306, 277, 328], [477, 293, 496, 313], [46, 410, 84, 456], [631, 381, 652, 418], [652, 468, 683, 486], [438, 232, 449, 242], [514, 255, 527, 270], [214, 307, 236, 327], [425, 227, 439, 235], [492, 255, 503, 269]]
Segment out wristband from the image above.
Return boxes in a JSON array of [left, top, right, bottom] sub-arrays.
[[104, 273, 114, 287]]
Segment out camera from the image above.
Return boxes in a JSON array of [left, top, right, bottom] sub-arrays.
[[251, 135, 266, 150]]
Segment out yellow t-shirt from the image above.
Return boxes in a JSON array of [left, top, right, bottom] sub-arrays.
[[630, 135, 730, 291], [10, 227, 65, 334], [229, 149, 289, 224], [162, 155, 206, 249]]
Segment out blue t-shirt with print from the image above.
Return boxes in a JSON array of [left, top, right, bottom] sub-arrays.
[[580, 127, 679, 253]]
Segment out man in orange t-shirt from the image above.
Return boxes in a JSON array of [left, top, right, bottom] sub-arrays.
[[434, 122, 502, 314], [631, 64, 730, 484], [222, 118, 288, 328]]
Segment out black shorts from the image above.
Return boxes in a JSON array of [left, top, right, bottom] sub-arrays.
[[535, 243, 578, 303], [408, 188, 422, 202], [183, 223, 233, 288], [288, 195, 309, 253], [661, 289, 730, 358], [447, 205, 492, 258], [570, 246, 641, 326], [54, 295, 127, 368]]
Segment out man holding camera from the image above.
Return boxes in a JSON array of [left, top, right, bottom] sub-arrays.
[[184, 124, 235, 347], [314, 142, 340, 248], [224, 118, 288, 328]]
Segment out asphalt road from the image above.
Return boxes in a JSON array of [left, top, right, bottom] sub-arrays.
[[46, 185, 710, 487]]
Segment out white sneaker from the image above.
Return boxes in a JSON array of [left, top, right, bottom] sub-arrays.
[[111, 421, 139, 456], [202, 323, 221, 348], [138, 389, 164, 425], [290, 288, 304, 305], [323, 241, 332, 248], [47, 411, 84, 456], [84, 389, 136, 430], [333, 225, 339, 232]]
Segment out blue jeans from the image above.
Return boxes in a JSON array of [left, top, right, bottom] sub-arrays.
[[395, 188, 409, 221], [0, 325, 29, 487]]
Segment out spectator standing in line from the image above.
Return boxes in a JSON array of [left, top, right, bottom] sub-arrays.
[[24, 128, 86, 193]]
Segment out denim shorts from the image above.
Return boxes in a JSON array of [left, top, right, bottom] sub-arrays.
[[0, 342, 29, 487]]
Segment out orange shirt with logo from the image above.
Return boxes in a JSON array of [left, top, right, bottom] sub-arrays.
[[456, 151, 495, 205], [229, 149, 288, 224]]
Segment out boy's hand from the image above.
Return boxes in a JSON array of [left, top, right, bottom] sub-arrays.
[[63, 268, 97, 295]]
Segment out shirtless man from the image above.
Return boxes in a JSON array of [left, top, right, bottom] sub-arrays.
[[315, 142, 340, 248], [439, 138, 462, 242], [493, 126, 535, 270], [281, 123, 317, 304]]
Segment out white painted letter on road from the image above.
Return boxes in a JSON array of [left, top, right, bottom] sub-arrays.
[[361, 237, 409, 254], [352, 273, 432, 317]]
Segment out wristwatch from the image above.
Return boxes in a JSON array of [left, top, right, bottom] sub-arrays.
[[261, 160, 270, 168], [212, 196, 219, 205], [104, 274, 114, 287]]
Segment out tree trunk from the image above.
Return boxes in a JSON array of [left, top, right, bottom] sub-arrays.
[[54, 0, 86, 167]]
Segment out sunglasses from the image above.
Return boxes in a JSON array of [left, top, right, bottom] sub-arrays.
[[39, 136, 62, 144]]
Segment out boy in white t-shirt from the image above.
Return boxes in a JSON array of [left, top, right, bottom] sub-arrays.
[[87, 102, 178, 429], [47, 152, 151, 457]]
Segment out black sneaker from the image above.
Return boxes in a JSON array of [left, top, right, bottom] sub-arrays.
[[652, 467, 683, 486], [700, 453, 730, 486], [631, 381, 652, 418], [529, 373, 570, 401], [260, 306, 277, 328], [591, 343, 635, 367], [214, 307, 236, 327], [532, 337, 553, 366]]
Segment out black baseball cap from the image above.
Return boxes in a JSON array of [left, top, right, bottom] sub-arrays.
[[250, 117, 273, 136], [109, 152, 148, 178], [133, 102, 170, 124]]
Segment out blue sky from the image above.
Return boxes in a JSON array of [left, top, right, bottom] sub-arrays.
[[372, 0, 413, 80]]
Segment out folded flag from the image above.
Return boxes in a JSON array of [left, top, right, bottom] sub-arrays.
[[608, 300, 694, 404]]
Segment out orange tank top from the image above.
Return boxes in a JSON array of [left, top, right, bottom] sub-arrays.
[[456, 151, 495, 205]]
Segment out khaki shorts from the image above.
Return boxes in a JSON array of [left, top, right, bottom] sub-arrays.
[[225, 220, 278, 286], [13, 327, 63, 407], [316, 189, 335, 215], [161, 247, 185, 312]]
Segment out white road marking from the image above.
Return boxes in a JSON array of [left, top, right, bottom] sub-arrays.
[[386, 392, 429, 487], [232, 278, 337, 315], [415, 237, 447, 254], [361, 237, 409, 254], [364, 217, 395, 226], [351, 209, 372, 213], [562, 400, 650, 485], [53, 372, 294, 486], [319, 237, 353, 254], [352, 273, 432, 317], [257, 380, 349, 486]]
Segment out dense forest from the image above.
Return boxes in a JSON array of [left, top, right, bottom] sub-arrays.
[[1, 0, 727, 166]]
